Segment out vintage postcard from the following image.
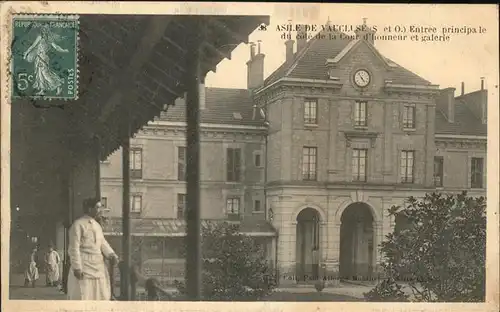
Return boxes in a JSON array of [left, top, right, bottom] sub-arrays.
[[1, 2, 498, 312]]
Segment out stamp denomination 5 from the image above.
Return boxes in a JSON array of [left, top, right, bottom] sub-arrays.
[[11, 14, 79, 101]]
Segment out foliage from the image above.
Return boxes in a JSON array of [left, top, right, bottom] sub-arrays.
[[364, 278, 410, 302], [175, 222, 277, 301], [370, 191, 486, 302]]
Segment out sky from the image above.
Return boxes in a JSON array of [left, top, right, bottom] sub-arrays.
[[205, 4, 498, 97]]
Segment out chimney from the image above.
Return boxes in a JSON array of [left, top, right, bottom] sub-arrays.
[[480, 78, 487, 124], [355, 18, 377, 45], [296, 24, 307, 52], [461, 82, 464, 96], [246, 41, 265, 90], [199, 83, 206, 110], [437, 87, 455, 123], [285, 39, 294, 62]]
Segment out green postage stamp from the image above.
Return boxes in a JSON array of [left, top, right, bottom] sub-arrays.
[[11, 14, 79, 101]]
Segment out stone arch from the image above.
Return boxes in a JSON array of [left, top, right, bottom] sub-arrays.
[[335, 199, 380, 224], [292, 203, 327, 223]]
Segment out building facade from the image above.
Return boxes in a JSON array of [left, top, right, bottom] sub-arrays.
[[101, 21, 487, 284]]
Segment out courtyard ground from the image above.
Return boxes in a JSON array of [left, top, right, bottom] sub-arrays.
[[9, 273, 369, 301]]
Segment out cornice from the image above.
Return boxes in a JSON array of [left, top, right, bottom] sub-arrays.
[[435, 137, 487, 150], [384, 82, 440, 97]]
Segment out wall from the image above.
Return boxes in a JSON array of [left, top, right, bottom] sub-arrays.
[[100, 124, 266, 220]]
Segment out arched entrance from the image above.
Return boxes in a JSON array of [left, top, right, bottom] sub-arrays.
[[339, 202, 374, 280], [295, 208, 321, 282]]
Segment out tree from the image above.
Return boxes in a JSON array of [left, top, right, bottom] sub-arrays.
[[175, 222, 277, 301], [365, 191, 486, 302]]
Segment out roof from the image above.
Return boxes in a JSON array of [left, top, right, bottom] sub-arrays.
[[262, 28, 432, 88], [435, 90, 487, 136], [102, 217, 277, 236], [159, 87, 266, 126]]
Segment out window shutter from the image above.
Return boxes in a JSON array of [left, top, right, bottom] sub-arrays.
[[234, 148, 241, 181]]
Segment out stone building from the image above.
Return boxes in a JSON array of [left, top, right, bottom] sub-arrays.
[[100, 21, 487, 284]]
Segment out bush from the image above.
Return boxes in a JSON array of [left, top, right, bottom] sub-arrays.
[[369, 192, 486, 302], [175, 222, 277, 301], [364, 278, 409, 302]]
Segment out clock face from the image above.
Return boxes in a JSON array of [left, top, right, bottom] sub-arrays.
[[354, 69, 371, 87]]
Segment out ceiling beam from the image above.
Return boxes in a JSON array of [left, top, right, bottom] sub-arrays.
[[98, 16, 172, 123], [203, 41, 231, 61], [207, 18, 249, 45]]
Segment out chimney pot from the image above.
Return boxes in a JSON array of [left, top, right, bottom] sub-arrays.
[[461, 82, 464, 95], [480, 77, 485, 90], [257, 40, 262, 55], [250, 42, 256, 59]]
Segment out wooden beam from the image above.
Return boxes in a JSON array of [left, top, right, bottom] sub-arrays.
[[98, 17, 172, 123], [207, 18, 249, 45], [203, 41, 231, 61]]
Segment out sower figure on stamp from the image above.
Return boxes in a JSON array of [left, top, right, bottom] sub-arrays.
[[67, 198, 119, 300], [22, 25, 68, 96], [45, 242, 61, 287]]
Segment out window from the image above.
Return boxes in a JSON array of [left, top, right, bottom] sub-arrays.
[[131, 194, 142, 213], [354, 101, 367, 127], [302, 147, 317, 181], [352, 149, 368, 182], [304, 99, 318, 124], [177, 194, 186, 219], [254, 153, 261, 167], [130, 148, 142, 179], [226, 197, 240, 220], [226, 148, 242, 182], [433, 156, 444, 187], [178, 147, 186, 181], [400, 151, 415, 183], [403, 105, 416, 129], [471, 157, 484, 188], [254, 200, 261, 212]]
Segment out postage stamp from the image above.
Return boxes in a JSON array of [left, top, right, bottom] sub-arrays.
[[11, 14, 79, 101]]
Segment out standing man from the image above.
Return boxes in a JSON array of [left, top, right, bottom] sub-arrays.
[[24, 246, 40, 288], [67, 198, 119, 300], [45, 242, 61, 287]]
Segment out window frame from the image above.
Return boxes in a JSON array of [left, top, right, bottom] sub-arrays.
[[302, 146, 318, 181], [130, 194, 142, 213], [254, 199, 262, 212], [400, 150, 415, 184], [403, 104, 416, 129], [130, 148, 143, 179], [433, 156, 444, 187], [177, 146, 186, 181], [226, 148, 242, 182], [471, 157, 484, 189], [304, 99, 318, 125], [354, 101, 368, 127], [352, 148, 368, 182], [226, 197, 241, 220], [176, 193, 186, 219]]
